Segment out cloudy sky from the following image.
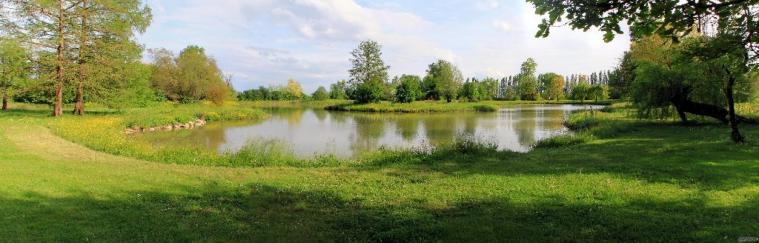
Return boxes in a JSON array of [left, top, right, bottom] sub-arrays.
[[138, 0, 631, 93]]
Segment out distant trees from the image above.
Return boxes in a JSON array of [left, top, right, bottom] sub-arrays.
[[517, 58, 539, 100], [461, 79, 481, 102], [394, 75, 422, 103], [150, 46, 231, 104], [348, 40, 389, 103], [539, 73, 564, 101], [286, 78, 303, 99], [329, 80, 348, 99], [312, 86, 329, 100], [424, 60, 463, 102], [0, 38, 29, 111]]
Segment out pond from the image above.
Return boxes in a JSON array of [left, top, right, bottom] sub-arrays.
[[137, 104, 602, 158]]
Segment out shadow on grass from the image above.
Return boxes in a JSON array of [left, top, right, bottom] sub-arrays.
[[360, 123, 759, 191], [1, 183, 757, 241]]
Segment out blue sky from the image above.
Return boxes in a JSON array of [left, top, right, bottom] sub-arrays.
[[139, 0, 630, 93]]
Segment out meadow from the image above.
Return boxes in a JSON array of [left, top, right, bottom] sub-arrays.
[[1, 101, 758, 241]]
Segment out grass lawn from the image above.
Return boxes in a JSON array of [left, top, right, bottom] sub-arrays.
[[1, 104, 758, 241]]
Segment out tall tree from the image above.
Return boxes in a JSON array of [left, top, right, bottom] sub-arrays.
[[528, 0, 759, 143], [540, 72, 564, 101], [151, 46, 230, 104], [348, 40, 389, 103], [329, 80, 347, 100], [517, 58, 540, 100], [71, 0, 152, 115], [3, 0, 76, 116], [0, 38, 30, 110], [286, 78, 303, 99], [425, 60, 463, 102]]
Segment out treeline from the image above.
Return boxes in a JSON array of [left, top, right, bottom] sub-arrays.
[[0, 1, 234, 116], [239, 40, 620, 104]]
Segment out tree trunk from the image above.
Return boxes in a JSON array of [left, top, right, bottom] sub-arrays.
[[73, 0, 88, 116], [725, 72, 744, 143], [2, 89, 8, 111], [674, 104, 688, 124], [53, 0, 65, 117]]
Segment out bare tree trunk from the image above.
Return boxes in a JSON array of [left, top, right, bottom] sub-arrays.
[[53, 0, 65, 117], [726, 74, 744, 143], [73, 0, 88, 116], [2, 89, 8, 111]]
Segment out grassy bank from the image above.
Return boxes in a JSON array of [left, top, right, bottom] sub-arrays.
[[242, 99, 353, 109], [325, 100, 613, 113], [1, 103, 759, 241]]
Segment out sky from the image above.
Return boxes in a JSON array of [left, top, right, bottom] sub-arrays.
[[138, 0, 631, 93]]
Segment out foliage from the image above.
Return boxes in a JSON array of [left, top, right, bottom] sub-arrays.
[[311, 86, 329, 101], [150, 46, 231, 104], [286, 78, 303, 99], [517, 58, 540, 100], [348, 40, 389, 103], [326, 100, 498, 113], [461, 79, 482, 102], [329, 80, 348, 100], [539, 72, 564, 101], [569, 81, 591, 101], [425, 60, 463, 102], [609, 52, 635, 99], [394, 75, 422, 103], [0, 38, 30, 109]]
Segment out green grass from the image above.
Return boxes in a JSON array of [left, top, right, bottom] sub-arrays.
[[123, 102, 270, 128], [1, 103, 759, 241]]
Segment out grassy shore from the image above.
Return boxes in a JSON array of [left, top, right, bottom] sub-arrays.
[[325, 99, 613, 113], [242, 99, 353, 109], [1, 103, 758, 241]]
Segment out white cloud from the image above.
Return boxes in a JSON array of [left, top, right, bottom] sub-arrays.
[[139, 0, 630, 92], [492, 20, 512, 32]]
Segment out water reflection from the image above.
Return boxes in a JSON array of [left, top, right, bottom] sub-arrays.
[[137, 104, 602, 158]]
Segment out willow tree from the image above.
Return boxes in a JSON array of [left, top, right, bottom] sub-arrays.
[[529, 0, 759, 143]]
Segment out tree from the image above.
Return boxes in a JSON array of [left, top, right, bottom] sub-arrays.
[[426, 60, 463, 102], [588, 84, 609, 102], [150, 46, 230, 104], [421, 62, 442, 100], [286, 78, 303, 99], [461, 79, 481, 102], [72, 0, 152, 115], [570, 81, 591, 102], [480, 77, 499, 100], [329, 80, 348, 100], [394, 75, 422, 103], [528, 0, 759, 143], [0, 38, 30, 110], [540, 72, 564, 101], [3, 0, 76, 116], [348, 40, 389, 103], [517, 58, 539, 100], [609, 52, 635, 99], [312, 86, 328, 100]]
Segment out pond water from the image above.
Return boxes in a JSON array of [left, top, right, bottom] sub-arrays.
[[138, 104, 602, 158]]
